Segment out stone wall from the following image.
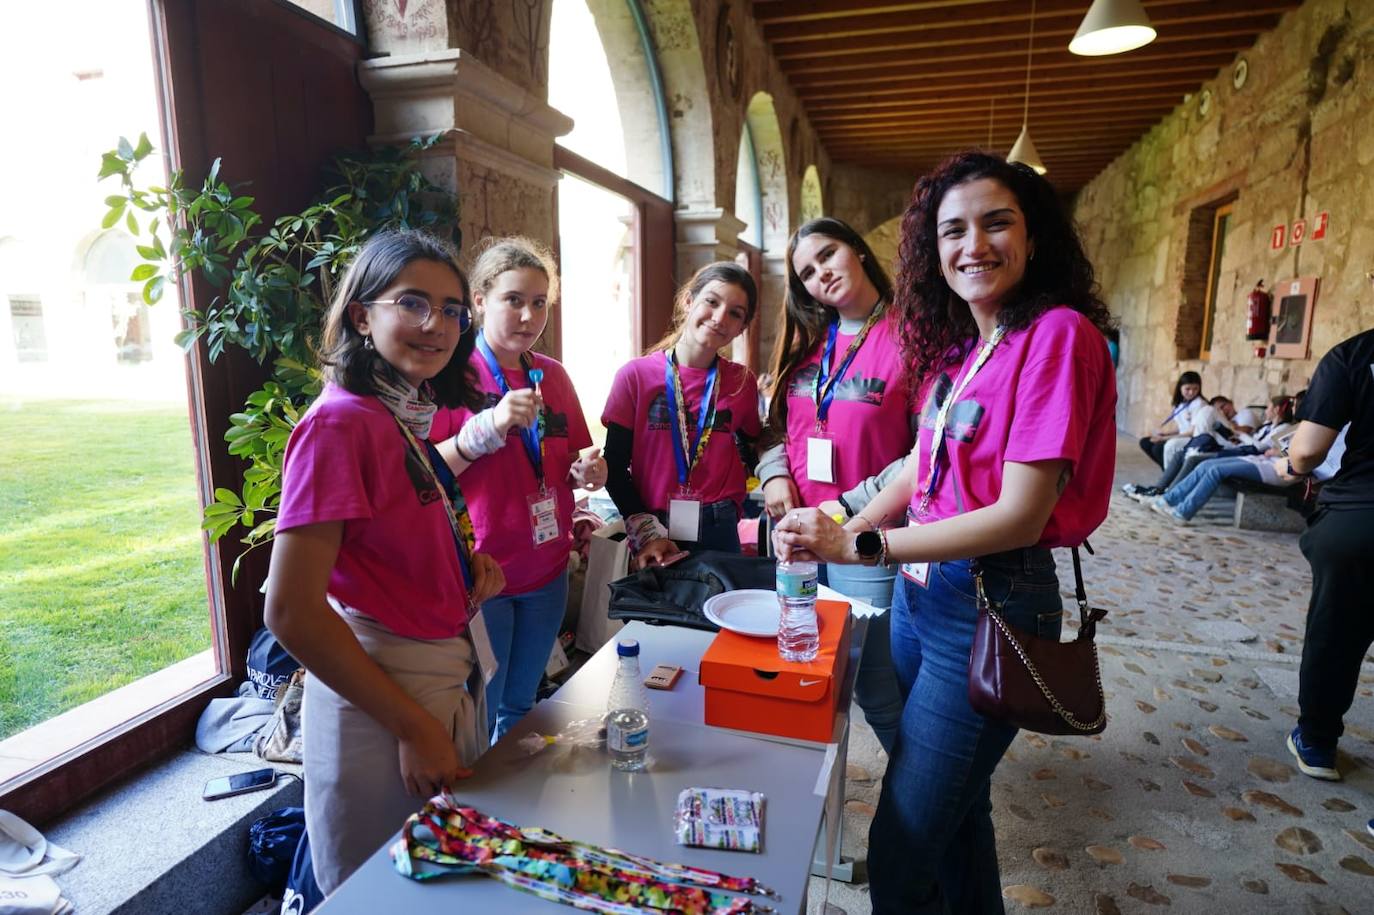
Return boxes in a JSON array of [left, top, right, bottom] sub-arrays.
[[1073, 0, 1374, 433]]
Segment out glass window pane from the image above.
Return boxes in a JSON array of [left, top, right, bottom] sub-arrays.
[[0, 0, 212, 778], [281, 0, 358, 33], [557, 172, 636, 447]]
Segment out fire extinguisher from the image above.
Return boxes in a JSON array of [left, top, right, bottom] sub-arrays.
[[1247, 279, 1272, 356]]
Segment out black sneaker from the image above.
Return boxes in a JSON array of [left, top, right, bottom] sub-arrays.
[[1287, 725, 1340, 781]]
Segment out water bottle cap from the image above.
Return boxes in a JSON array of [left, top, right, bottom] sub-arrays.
[[616, 639, 640, 657]]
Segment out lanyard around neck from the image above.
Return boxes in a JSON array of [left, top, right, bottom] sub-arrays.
[[813, 303, 883, 428], [475, 331, 545, 486], [665, 350, 719, 490], [391, 416, 475, 600], [919, 327, 1006, 515]]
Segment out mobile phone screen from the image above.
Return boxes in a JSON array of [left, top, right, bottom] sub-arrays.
[[203, 768, 277, 800]]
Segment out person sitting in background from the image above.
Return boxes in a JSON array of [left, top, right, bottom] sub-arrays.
[[1125, 394, 1236, 500], [1165, 394, 1297, 489], [1137, 371, 1204, 469], [1146, 396, 1302, 524]]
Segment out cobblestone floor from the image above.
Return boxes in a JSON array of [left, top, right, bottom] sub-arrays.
[[809, 435, 1374, 914]]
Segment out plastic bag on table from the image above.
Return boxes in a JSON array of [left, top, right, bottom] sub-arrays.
[[515, 717, 606, 756]]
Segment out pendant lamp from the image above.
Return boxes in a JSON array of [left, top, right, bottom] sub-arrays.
[[1007, 0, 1047, 175], [1069, 0, 1157, 56]]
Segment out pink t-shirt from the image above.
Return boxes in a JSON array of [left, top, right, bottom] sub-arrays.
[[277, 383, 470, 640], [431, 353, 592, 595], [782, 311, 917, 506], [601, 352, 761, 513], [911, 306, 1117, 547]]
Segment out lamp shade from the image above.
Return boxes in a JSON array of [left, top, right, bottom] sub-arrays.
[[1069, 0, 1157, 56], [1007, 125, 1047, 175]]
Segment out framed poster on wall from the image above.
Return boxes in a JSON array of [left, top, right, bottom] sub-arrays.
[[1268, 275, 1319, 359]]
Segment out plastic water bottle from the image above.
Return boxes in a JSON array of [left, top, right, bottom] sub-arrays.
[[776, 559, 820, 662], [605, 639, 650, 771]]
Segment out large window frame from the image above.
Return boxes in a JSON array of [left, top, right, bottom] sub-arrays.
[[1197, 202, 1233, 362], [551, 144, 675, 359], [1, 0, 371, 825]]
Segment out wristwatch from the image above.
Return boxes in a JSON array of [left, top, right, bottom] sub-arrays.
[[1285, 457, 1311, 478], [855, 530, 883, 565]]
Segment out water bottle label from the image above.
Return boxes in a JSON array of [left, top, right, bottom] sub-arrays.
[[776, 571, 818, 599], [607, 723, 648, 752]]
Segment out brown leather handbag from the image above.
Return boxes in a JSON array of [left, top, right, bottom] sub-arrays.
[[967, 546, 1108, 735]]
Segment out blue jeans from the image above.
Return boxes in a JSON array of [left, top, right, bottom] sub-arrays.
[[869, 551, 1063, 914], [825, 562, 900, 754], [1162, 457, 1264, 520], [480, 568, 570, 739]]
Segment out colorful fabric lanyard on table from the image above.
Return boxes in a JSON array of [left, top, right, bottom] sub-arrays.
[[664, 350, 719, 491], [392, 796, 778, 914], [392, 417, 476, 600], [812, 304, 883, 431], [917, 325, 1006, 517], [476, 331, 546, 489]]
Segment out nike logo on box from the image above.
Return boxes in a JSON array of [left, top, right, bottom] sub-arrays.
[[799, 678, 823, 687]]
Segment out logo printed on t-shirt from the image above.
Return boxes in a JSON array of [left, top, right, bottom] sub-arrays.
[[402, 448, 443, 505], [480, 392, 571, 437], [921, 372, 986, 444], [788, 364, 886, 406], [646, 392, 733, 433]]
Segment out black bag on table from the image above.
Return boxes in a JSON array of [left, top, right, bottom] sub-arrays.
[[607, 551, 775, 631]]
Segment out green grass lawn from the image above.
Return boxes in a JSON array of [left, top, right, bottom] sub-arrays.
[[0, 399, 209, 740]]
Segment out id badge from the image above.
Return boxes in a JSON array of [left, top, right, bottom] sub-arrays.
[[466, 608, 499, 686], [668, 488, 702, 542], [898, 515, 929, 587], [806, 436, 835, 483], [527, 490, 560, 547]]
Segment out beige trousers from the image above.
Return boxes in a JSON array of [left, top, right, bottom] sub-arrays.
[[303, 605, 487, 895]]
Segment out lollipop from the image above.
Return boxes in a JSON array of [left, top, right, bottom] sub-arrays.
[[527, 368, 544, 397]]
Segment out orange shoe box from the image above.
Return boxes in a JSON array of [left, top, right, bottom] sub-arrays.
[[699, 599, 852, 743]]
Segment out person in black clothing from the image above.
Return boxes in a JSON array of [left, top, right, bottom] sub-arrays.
[[1280, 326, 1374, 781]]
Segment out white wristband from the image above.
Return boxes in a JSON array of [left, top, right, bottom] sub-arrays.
[[455, 408, 505, 458]]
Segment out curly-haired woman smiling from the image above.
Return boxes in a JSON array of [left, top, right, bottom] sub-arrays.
[[775, 151, 1117, 913]]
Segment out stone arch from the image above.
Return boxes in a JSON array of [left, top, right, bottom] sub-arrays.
[[742, 92, 787, 252], [864, 214, 904, 280], [578, 0, 670, 198], [800, 164, 823, 224], [81, 231, 140, 285], [634, 0, 715, 208]]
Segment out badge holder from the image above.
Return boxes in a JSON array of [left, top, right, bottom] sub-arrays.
[[667, 487, 702, 542], [465, 608, 499, 686], [527, 487, 560, 547], [806, 431, 836, 484]]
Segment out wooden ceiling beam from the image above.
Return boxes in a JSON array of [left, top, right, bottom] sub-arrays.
[[798, 63, 1221, 103], [750, 0, 1209, 27], [778, 31, 1259, 75], [773, 12, 1290, 61], [762, 0, 1294, 43], [807, 87, 1188, 120]]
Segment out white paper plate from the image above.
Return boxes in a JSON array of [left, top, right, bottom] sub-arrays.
[[703, 589, 781, 638]]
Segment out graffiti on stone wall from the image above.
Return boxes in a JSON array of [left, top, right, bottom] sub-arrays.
[[510, 0, 549, 87], [451, 1, 496, 59], [363, 0, 445, 50]]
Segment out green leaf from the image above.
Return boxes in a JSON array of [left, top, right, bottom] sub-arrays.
[[130, 264, 158, 281], [213, 487, 243, 507], [136, 244, 160, 260], [125, 210, 138, 234], [133, 132, 153, 160], [207, 157, 221, 185], [142, 274, 166, 305], [117, 136, 135, 160], [98, 152, 126, 179], [101, 207, 123, 229]]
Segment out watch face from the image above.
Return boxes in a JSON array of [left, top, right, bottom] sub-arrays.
[[856, 530, 882, 558]]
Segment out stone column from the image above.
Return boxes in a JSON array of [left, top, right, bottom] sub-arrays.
[[674, 207, 746, 283], [357, 49, 572, 351], [756, 249, 788, 372]]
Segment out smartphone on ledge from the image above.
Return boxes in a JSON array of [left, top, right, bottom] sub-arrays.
[[203, 767, 278, 801]]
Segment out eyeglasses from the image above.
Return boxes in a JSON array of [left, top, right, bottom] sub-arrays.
[[364, 293, 473, 332]]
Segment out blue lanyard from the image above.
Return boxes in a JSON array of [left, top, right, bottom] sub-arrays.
[[475, 332, 544, 485], [663, 351, 718, 489], [1163, 399, 1194, 426], [813, 308, 881, 426]]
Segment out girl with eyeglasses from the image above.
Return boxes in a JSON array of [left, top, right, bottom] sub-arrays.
[[265, 230, 506, 894], [602, 261, 761, 567], [430, 236, 606, 740]]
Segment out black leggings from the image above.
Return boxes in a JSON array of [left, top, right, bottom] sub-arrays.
[[1138, 436, 1167, 468]]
